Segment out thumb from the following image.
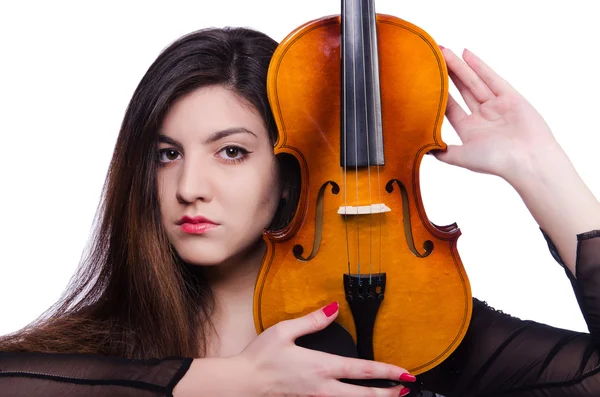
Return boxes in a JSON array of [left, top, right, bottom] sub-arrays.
[[278, 301, 339, 341], [430, 145, 465, 168]]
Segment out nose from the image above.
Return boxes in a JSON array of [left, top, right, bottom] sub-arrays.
[[175, 156, 213, 204]]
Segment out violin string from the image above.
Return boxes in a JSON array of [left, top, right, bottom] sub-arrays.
[[351, 0, 362, 281], [361, 0, 373, 285], [367, 0, 384, 278], [342, 0, 351, 277]]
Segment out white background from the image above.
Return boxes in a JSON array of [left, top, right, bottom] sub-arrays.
[[0, 1, 598, 336]]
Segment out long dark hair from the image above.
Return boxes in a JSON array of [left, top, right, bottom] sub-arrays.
[[0, 27, 290, 359]]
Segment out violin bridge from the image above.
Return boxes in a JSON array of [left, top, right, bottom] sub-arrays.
[[337, 203, 391, 215]]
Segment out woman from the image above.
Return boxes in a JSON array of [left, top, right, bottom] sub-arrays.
[[0, 26, 598, 397]]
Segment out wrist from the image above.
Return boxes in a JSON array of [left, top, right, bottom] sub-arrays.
[[502, 142, 600, 273], [506, 143, 589, 215], [502, 141, 566, 190]]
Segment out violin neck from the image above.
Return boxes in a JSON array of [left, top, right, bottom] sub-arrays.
[[341, 0, 385, 168]]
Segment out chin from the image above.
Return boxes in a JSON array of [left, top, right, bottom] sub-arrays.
[[176, 247, 230, 266], [172, 236, 265, 267]]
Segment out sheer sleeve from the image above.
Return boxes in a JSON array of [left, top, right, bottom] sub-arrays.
[[3, 231, 599, 397], [415, 230, 600, 397], [0, 351, 192, 397]]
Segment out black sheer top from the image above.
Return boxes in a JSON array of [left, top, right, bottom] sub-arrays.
[[1, 230, 599, 397]]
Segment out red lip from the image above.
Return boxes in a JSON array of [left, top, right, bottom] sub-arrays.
[[177, 215, 219, 235], [176, 215, 218, 226]]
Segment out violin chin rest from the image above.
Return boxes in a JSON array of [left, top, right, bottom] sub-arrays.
[[294, 321, 401, 388]]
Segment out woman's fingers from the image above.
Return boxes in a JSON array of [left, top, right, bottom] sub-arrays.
[[444, 91, 468, 132], [461, 48, 514, 96], [448, 68, 479, 114], [331, 380, 410, 397], [247, 302, 418, 397], [326, 352, 415, 384], [431, 144, 470, 169], [441, 46, 495, 105], [319, 354, 415, 397], [275, 301, 340, 341]]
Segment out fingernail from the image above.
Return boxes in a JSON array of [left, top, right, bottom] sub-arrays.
[[439, 45, 445, 50], [399, 373, 416, 382], [399, 387, 411, 397], [322, 301, 339, 317]]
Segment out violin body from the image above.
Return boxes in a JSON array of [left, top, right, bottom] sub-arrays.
[[255, 7, 472, 375]]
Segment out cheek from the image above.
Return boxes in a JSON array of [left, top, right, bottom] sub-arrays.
[[230, 163, 279, 224], [258, 162, 281, 211], [157, 171, 177, 219], [259, 178, 280, 220], [258, 178, 281, 231]]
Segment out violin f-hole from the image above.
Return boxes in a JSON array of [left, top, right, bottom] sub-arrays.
[[386, 179, 434, 258], [293, 181, 340, 261]]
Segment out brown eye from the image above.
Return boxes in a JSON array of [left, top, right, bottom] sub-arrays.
[[225, 147, 239, 158], [159, 149, 181, 163], [165, 149, 179, 160], [216, 145, 250, 163]]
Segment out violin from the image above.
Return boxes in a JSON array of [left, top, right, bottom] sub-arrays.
[[254, 0, 472, 376]]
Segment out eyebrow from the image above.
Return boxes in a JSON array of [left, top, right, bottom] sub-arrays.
[[158, 127, 257, 147]]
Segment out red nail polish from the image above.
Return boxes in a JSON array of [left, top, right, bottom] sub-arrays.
[[399, 387, 411, 397], [399, 373, 416, 382], [322, 301, 339, 317]]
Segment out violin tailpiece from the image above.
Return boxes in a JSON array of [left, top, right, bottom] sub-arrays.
[[343, 273, 386, 361]]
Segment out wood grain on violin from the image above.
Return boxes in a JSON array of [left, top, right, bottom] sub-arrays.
[[254, 0, 472, 375]]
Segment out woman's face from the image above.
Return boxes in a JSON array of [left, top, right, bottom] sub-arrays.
[[157, 85, 280, 266]]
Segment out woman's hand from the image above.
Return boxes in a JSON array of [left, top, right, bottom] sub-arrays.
[[433, 46, 560, 186], [235, 302, 413, 397], [434, 46, 600, 275], [174, 302, 413, 397]]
